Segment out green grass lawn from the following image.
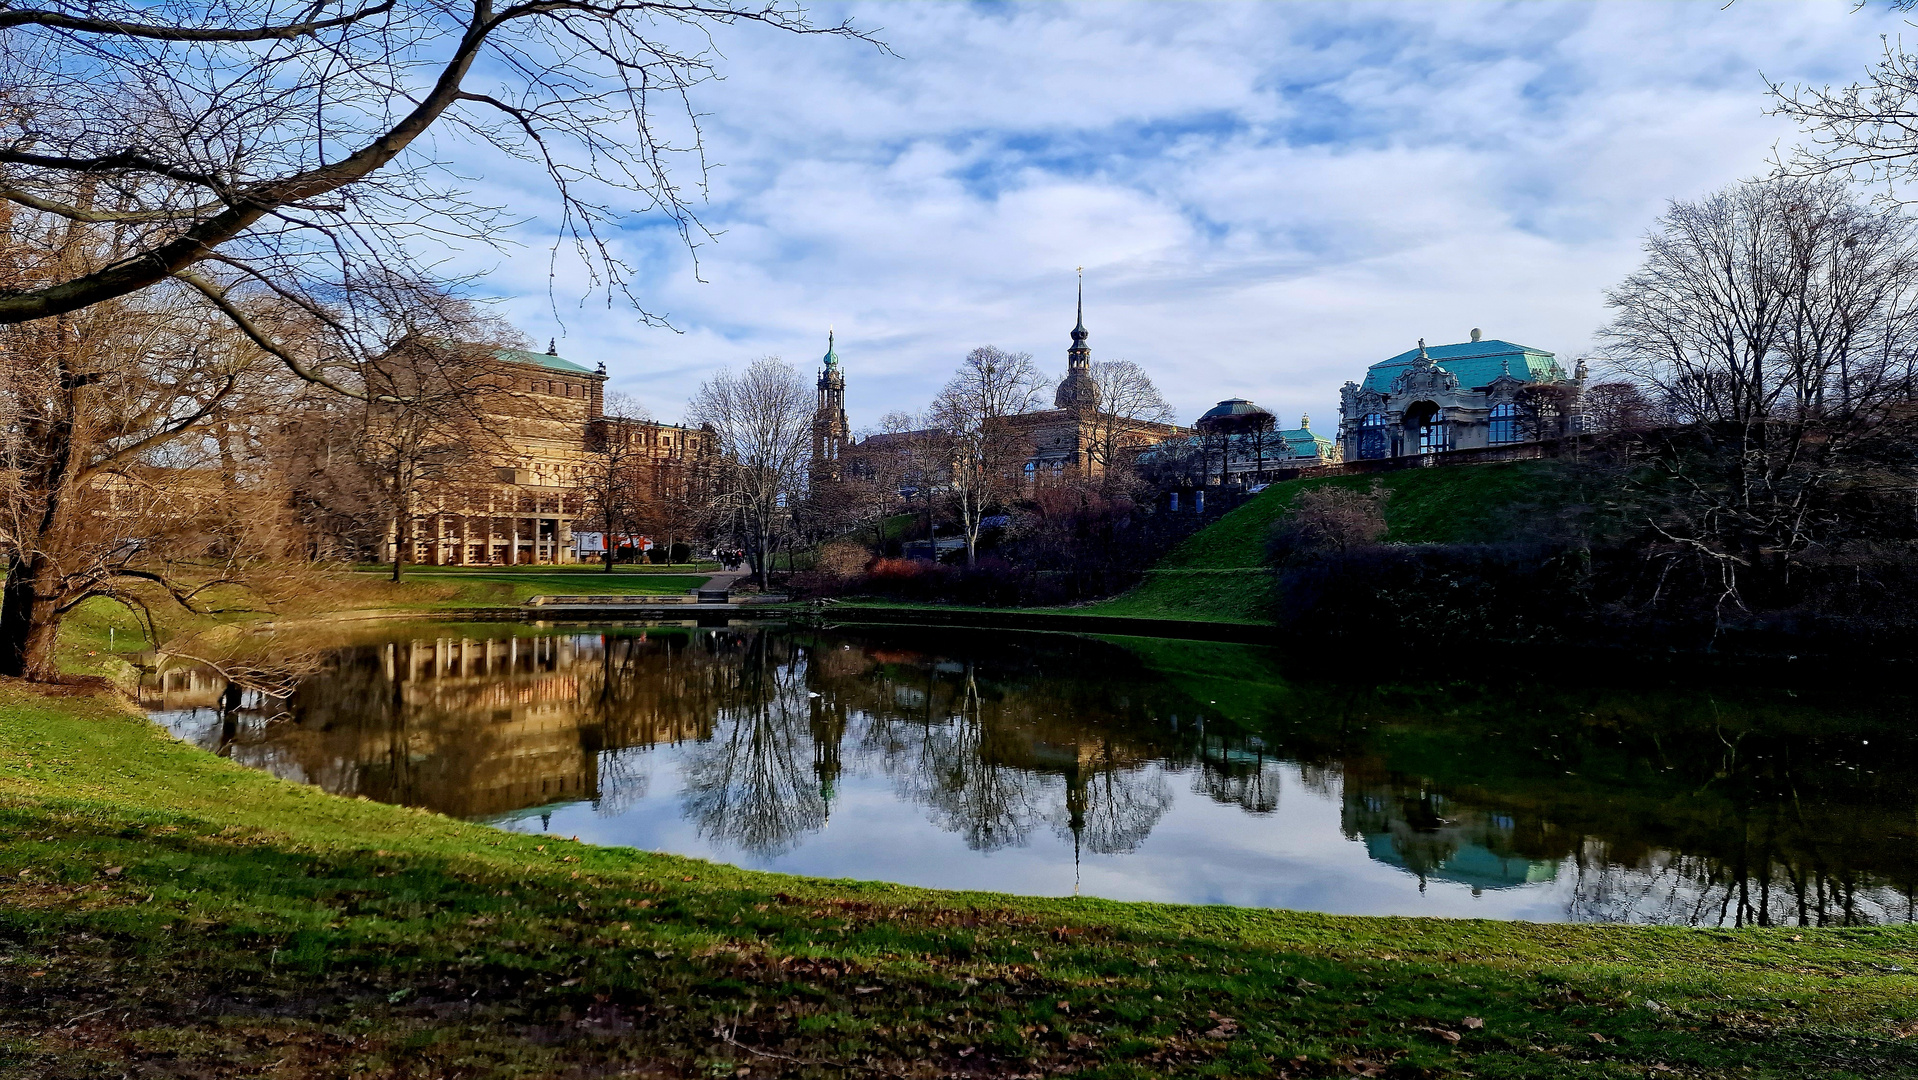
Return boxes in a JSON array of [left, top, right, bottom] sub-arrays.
[[360, 569, 711, 609], [6, 684, 1918, 1078], [1081, 462, 1563, 624]]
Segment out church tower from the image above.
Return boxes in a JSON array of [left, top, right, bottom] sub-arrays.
[[811, 331, 850, 484], [1053, 271, 1099, 410]]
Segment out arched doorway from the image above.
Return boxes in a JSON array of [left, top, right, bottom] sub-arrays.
[[1404, 402, 1447, 455]]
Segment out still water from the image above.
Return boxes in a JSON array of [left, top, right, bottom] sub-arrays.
[[145, 623, 1918, 925]]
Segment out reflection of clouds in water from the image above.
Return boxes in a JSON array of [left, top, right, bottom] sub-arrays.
[[141, 627, 1918, 925]]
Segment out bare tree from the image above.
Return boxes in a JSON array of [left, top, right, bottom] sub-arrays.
[[0, 208, 302, 678], [688, 358, 810, 588], [1083, 359, 1176, 475], [928, 346, 1046, 566], [1772, 15, 1918, 202], [0, 1, 875, 333], [1599, 175, 1918, 609], [577, 393, 653, 573], [278, 288, 521, 581]]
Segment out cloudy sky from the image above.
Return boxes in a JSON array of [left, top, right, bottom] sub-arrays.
[[467, 1, 1906, 431]]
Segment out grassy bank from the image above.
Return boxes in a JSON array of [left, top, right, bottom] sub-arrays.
[[49, 566, 717, 683], [1083, 462, 1560, 623], [5, 685, 1918, 1078]]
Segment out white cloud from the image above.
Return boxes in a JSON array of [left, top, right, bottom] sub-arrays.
[[435, 0, 1909, 429]]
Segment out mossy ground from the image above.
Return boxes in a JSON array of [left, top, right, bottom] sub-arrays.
[[5, 684, 1918, 1078]]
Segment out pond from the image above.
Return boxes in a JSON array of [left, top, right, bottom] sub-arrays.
[[144, 622, 1918, 925]]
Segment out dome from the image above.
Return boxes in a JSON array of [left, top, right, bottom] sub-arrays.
[[1198, 398, 1269, 423], [821, 330, 840, 368]]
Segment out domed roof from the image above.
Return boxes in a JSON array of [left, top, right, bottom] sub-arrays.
[[822, 330, 840, 368], [1198, 398, 1270, 423]]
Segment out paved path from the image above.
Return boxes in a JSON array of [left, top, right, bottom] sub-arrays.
[[695, 568, 754, 594]]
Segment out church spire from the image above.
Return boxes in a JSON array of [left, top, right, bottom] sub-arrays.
[[1055, 267, 1098, 410]]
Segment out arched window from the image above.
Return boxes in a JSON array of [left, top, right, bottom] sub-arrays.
[[1489, 402, 1518, 445], [1358, 412, 1389, 460]]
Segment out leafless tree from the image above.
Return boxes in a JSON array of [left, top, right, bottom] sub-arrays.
[[1579, 381, 1667, 433], [1599, 175, 1918, 610], [0, 1, 876, 334], [1771, 10, 1918, 202], [577, 392, 653, 572], [688, 357, 810, 588], [1083, 359, 1176, 474], [0, 207, 302, 678], [928, 346, 1046, 566], [278, 288, 521, 581]]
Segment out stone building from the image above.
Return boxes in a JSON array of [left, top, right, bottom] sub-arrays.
[[1336, 331, 1586, 461], [1003, 284, 1184, 479], [332, 342, 714, 565]]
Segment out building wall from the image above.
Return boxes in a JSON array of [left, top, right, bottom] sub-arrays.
[[382, 353, 714, 566]]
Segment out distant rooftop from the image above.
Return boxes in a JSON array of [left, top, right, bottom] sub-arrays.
[[495, 345, 596, 376], [1361, 338, 1561, 393]]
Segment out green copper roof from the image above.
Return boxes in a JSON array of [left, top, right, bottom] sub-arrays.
[[1361, 339, 1561, 393], [495, 345, 594, 376], [822, 330, 840, 368], [1278, 428, 1334, 458]]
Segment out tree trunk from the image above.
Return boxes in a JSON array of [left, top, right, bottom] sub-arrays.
[[0, 554, 65, 680], [389, 506, 405, 583]]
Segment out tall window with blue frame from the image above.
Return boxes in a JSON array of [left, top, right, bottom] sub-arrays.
[[1358, 412, 1389, 459], [1418, 412, 1447, 454], [1488, 402, 1519, 445]]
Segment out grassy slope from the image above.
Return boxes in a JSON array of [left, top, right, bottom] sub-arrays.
[[6, 687, 1918, 1078], [1083, 462, 1558, 623]]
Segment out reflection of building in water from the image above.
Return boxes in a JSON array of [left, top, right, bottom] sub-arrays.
[[1342, 779, 1559, 893], [166, 631, 726, 819]]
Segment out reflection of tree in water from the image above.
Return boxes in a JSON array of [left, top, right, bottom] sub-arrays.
[[1054, 765, 1174, 856], [680, 633, 827, 857], [1189, 740, 1284, 815], [144, 622, 1918, 926], [1310, 679, 1918, 925], [594, 746, 652, 818]]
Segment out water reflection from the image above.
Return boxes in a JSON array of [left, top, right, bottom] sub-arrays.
[[144, 625, 1918, 924]]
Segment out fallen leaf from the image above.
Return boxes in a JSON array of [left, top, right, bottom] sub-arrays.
[[103, 866, 123, 878], [1590, 1032, 1610, 1044], [853, 986, 882, 995], [1461, 1016, 1484, 1030], [1418, 1026, 1460, 1044], [1056, 1000, 1070, 1012]]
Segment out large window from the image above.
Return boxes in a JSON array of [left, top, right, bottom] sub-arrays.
[[1417, 413, 1448, 455], [1357, 412, 1389, 460], [1488, 402, 1518, 445]]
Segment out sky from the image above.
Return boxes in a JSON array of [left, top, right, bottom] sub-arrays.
[[458, 1, 1909, 432]]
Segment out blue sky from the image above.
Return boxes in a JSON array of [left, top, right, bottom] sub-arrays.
[[461, 1, 1907, 431]]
